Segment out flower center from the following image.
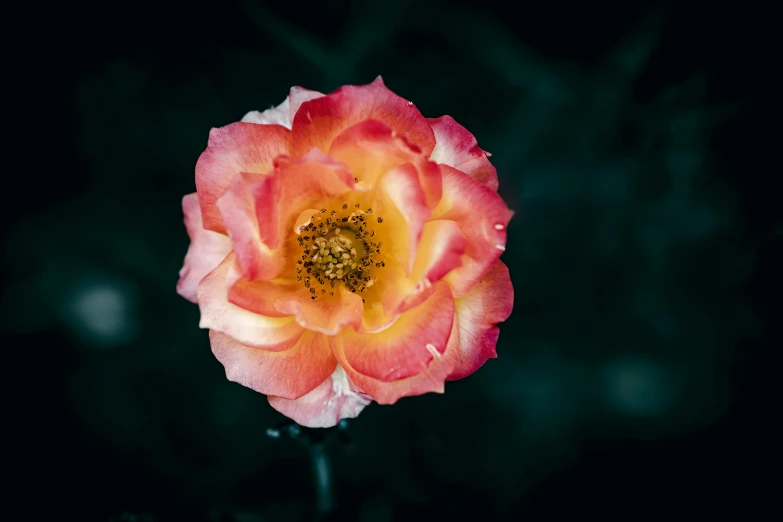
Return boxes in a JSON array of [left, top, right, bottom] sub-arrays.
[[296, 203, 386, 301]]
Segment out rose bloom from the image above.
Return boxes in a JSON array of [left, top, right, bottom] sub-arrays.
[[177, 77, 513, 428]]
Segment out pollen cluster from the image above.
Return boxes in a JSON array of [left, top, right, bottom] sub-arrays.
[[296, 203, 387, 301]]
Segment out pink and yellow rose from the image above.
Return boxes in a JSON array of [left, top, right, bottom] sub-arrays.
[[178, 78, 513, 427]]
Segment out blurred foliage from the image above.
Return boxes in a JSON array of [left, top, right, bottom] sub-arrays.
[[5, 0, 775, 520]]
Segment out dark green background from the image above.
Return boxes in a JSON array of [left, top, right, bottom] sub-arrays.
[[6, 1, 776, 520]]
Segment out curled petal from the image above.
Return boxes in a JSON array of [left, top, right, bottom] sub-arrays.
[[446, 260, 513, 380], [228, 274, 364, 335], [218, 152, 358, 281], [210, 329, 336, 400], [177, 193, 232, 303], [338, 282, 454, 382], [374, 163, 432, 275], [228, 275, 301, 319], [334, 301, 460, 404], [242, 87, 324, 130], [380, 219, 466, 315], [328, 120, 442, 207], [260, 151, 359, 249], [270, 151, 359, 232], [196, 122, 290, 232], [428, 116, 499, 191], [411, 221, 468, 285], [294, 208, 320, 234], [217, 172, 285, 281], [291, 77, 436, 158], [268, 365, 372, 428], [433, 165, 513, 297], [276, 285, 365, 336], [198, 253, 304, 349]]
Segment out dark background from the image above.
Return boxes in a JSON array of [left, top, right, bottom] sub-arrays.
[[6, 1, 777, 520]]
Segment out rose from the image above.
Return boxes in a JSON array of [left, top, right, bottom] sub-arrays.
[[177, 77, 513, 428]]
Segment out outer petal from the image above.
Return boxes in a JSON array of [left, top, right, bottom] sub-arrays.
[[197, 254, 304, 349], [338, 282, 454, 382], [210, 329, 336, 400], [242, 96, 290, 127], [287, 87, 325, 124], [446, 260, 513, 380], [242, 87, 324, 130], [267, 365, 372, 428], [177, 193, 232, 303], [328, 120, 442, 207], [433, 165, 513, 297], [333, 302, 461, 405], [196, 122, 290, 233], [291, 77, 436, 158], [428, 116, 499, 191]]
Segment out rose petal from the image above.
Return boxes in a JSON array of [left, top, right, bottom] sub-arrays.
[[276, 285, 365, 336], [242, 97, 290, 127], [338, 281, 454, 382], [380, 219, 467, 315], [197, 253, 304, 349], [288, 86, 325, 124], [217, 172, 286, 281], [228, 275, 301, 319], [254, 150, 360, 254], [334, 301, 460, 404], [268, 364, 372, 428], [433, 165, 513, 297], [373, 163, 432, 275], [210, 329, 336, 400], [291, 77, 436, 158], [261, 151, 359, 249], [446, 260, 513, 380], [293, 208, 320, 234], [328, 119, 442, 207], [196, 122, 290, 233], [428, 116, 499, 191], [228, 270, 364, 335], [177, 193, 232, 303], [217, 151, 358, 281], [242, 86, 324, 130]]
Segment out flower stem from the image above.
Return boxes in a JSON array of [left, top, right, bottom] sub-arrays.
[[309, 442, 335, 516]]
